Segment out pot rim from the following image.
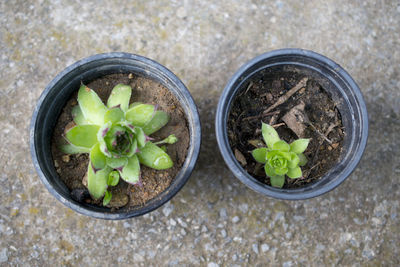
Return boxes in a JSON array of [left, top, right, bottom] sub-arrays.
[[30, 52, 201, 219], [216, 48, 368, 200]]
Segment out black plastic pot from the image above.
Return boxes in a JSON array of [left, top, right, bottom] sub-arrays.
[[216, 49, 368, 200], [30, 53, 201, 219]]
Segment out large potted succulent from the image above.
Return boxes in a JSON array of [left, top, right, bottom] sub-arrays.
[[30, 53, 201, 219], [216, 49, 368, 200]]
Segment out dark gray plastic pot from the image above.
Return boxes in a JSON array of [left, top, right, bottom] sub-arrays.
[[30, 53, 201, 219], [216, 49, 368, 200]]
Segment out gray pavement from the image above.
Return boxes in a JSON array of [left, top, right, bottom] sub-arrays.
[[0, 0, 399, 266]]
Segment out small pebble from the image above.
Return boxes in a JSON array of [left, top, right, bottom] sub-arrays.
[[252, 244, 259, 254], [62, 155, 70, 163], [232, 216, 240, 223], [261, 244, 270, 252]]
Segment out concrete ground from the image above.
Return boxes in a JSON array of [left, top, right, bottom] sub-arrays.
[[1, 0, 399, 266]]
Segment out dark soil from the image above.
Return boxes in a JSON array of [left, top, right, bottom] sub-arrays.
[[51, 73, 189, 209], [227, 68, 344, 188]]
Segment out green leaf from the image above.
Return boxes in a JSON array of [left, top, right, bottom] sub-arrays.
[[134, 127, 146, 148], [103, 190, 112, 206], [106, 157, 128, 169], [287, 153, 300, 168], [119, 154, 140, 184], [125, 104, 156, 127], [97, 122, 112, 156], [270, 175, 285, 188], [262, 122, 280, 148], [103, 108, 124, 124], [65, 125, 100, 148], [129, 102, 143, 108], [142, 111, 170, 135], [87, 164, 112, 199], [298, 153, 308, 166], [107, 171, 120, 186], [137, 142, 173, 170], [78, 85, 107, 125], [90, 143, 106, 171], [272, 140, 290, 151], [59, 144, 90, 154], [287, 166, 302, 179], [252, 148, 268, 163], [274, 167, 288, 175], [290, 139, 310, 154], [107, 84, 132, 112], [264, 163, 276, 177], [71, 105, 88, 125]]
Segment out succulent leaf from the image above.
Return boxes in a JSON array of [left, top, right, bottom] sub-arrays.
[[87, 164, 112, 199], [298, 153, 308, 166], [65, 125, 100, 148], [270, 175, 285, 188], [90, 143, 106, 172], [290, 139, 310, 154], [142, 111, 169, 135], [287, 153, 300, 169], [287, 166, 302, 179], [59, 143, 90, 154], [134, 127, 147, 148], [252, 148, 268, 164], [104, 108, 124, 124], [119, 154, 140, 184], [103, 190, 112, 206], [137, 142, 173, 170], [106, 157, 128, 170], [261, 122, 280, 148], [71, 105, 88, 125], [272, 140, 290, 151], [125, 104, 156, 127], [107, 171, 120, 186], [107, 84, 132, 112], [78, 85, 107, 125]]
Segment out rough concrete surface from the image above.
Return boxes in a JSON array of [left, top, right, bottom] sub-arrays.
[[1, 0, 399, 266]]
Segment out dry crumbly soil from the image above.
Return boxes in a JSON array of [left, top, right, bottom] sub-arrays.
[[51, 73, 190, 209], [227, 68, 344, 188]]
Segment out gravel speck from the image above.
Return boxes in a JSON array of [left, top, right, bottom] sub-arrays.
[[0, 248, 8, 263], [252, 243, 259, 254], [208, 262, 219, 267], [261, 244, 270, 252], [201, 225, 208, 233], [169, 218, 177, 226], [219, 208, 227, 219], [232, 216, 240, 223], [162, 203, 174, 217], [221, 229, 227, 238]]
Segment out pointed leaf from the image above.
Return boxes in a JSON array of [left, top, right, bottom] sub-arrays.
[[97, 122, 112, 156], [71, 105, 88, 125], [87, 164, 112, 199], [129, 102, 143, 108], [270, 175, 285, 188], [90, 143, 106, 171], [252, 148, 268, 163], [290, 139, 310, 154], [106, 157, 128, 170], [287, 153, 300, 168], [78, 85, 107, 125], [274, 167, 288, 175], [107, 171, 120, 186], [103, 190, 112, 206], [107, 84, 132, 112], [125, 104, 156, 127], [137, 142, 173, 170], [119, 154, 140, 184], [142, 111, 170, 135], [104, 108, 124, 124], [272, 140, 290, 151], [134, 127, 146, 148], [298, 153, 308, 166], [287, 166, 302, 179], [65, 125, 100, 148], [262, 122, 280, 148], [59, 143, 90, 154]]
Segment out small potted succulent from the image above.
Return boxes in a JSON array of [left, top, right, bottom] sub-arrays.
[[30, 53, 201, 219], [216, 49, 368, 200]]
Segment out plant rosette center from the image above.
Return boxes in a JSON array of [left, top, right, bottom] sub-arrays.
[[60, 84, 178, 205]]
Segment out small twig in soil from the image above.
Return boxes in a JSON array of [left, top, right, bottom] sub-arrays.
[[324, 122, 339, 139], [306, 121, 333, 144], [240, 81, 254, 96], [263, 77, 308, 114], [255, 122, 286, 134], [269, 111, 280, 125], [242, 111, 279, 121]]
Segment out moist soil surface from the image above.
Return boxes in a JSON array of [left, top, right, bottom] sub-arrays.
[[227, 68, 345, 188], [52, 73, 189, 209]]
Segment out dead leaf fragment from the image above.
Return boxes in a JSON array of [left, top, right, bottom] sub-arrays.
[[234, 148, 247, 166], [282, 102, 308, 138]]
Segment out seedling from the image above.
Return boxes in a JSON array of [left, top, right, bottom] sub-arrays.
[[252, 122, 309, 188], [60, 84, 177, 205]]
